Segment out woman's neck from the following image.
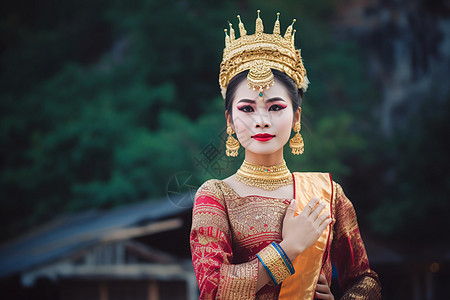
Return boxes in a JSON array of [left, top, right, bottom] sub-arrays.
[[244, 148, 285, 167]]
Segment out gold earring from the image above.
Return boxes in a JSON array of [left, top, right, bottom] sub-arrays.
[[289, 122, 304, 155], [226, 126, 240, 157]]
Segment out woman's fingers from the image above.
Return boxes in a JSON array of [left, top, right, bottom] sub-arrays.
[[314, 210, 330, 224], [317, 273, 328, 285], [318, 217, 332, 232], [285, 199, 297, 219], [301, 197, 320, 216], [314, 291, 333, 300], [315, 283, 329, 293], [315, 274, 334, 299], [309, 201, 326, 220]]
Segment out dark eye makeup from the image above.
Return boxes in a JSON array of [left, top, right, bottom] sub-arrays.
[[269, 104, 287, 111], [237, 105, 254, 112]]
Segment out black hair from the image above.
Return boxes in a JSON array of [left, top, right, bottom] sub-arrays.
[[224, 69, 303, 120]]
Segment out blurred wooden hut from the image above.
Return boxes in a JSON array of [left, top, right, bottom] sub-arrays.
[[0, 194, 197, 300]]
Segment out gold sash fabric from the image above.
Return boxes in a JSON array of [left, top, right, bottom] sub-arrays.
[[278, 172, 333, 300]]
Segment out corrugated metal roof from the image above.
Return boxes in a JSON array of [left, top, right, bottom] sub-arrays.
[[0, 195, 192, 279]]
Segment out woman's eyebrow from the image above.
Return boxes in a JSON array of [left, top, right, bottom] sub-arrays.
[[266, 97, 286, 103], [237, 99, 256, 104]]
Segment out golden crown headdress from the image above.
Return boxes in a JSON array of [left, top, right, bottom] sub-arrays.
[[219, 10, 309, 99]]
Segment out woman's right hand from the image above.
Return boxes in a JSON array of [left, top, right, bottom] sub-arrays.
[[280, 197, 332, 260]]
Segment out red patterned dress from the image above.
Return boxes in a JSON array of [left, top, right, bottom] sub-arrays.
[[190, 179, 381, 299]]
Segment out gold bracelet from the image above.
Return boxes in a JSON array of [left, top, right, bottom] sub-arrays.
[[256, 243, 293, 285]]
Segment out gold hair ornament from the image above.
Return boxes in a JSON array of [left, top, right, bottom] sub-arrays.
[[289, 121, 304, 155], [219, 10, 309, 99]]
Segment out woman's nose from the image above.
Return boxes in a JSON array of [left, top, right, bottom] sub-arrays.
[[255, 114, 271, 128]]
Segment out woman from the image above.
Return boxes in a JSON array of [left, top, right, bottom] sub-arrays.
[[190, 10, 381, 299]]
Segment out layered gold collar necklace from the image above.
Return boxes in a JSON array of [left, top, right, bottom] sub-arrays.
[[235, 160, 293, 191]]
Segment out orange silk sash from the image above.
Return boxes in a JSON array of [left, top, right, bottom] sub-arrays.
[[278, 172, 333, 300]]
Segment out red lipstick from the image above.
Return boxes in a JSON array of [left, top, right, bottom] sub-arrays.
[[252, 133, 275, 141]]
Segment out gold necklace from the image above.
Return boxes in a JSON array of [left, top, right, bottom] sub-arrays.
[[235, 160, 293, 191]]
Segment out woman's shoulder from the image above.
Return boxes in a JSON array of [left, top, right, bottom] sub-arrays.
[[332, 180, 344, 200], [195, 178, 229, 202], [198, 178, 223, 188]]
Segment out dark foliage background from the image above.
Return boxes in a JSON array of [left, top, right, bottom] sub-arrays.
[[1, 0, 449, 254]]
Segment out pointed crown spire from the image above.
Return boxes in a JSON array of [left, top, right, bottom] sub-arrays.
[[255, 10, 264, 34], [284, 19, 296, 39], [273, 12, 281, 35], [237, 15, 247, 36], [228, 22, 235, 41], [224, 28, 230, 46]]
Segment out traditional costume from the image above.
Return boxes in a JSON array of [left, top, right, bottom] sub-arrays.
[[190, 10, 381, 299]]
